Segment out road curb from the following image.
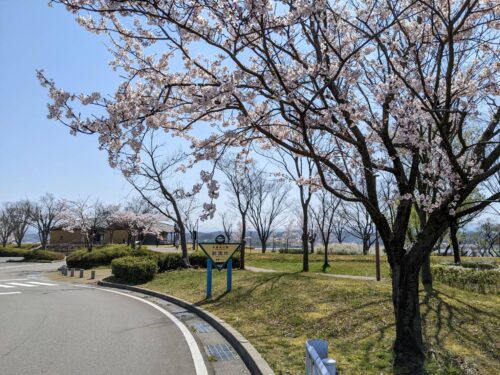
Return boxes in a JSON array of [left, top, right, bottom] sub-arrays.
[[98, 280, 275, 375]]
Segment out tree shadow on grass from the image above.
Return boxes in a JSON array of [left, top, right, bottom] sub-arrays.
[[420, 287, 500, 372]]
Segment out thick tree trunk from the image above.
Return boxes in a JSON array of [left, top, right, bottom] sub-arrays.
[[420, 254, 433, 290], [392, 262, 425, 375], [450, 220, 461, 264], [261, 241, 267, 254]]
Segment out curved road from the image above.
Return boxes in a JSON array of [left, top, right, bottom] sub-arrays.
[[0, 259, 206, 375]]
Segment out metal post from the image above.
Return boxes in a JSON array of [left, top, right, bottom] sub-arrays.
[[226, 258, 232, 292], [206, 258, 213, 299], [375, 231, 381, 281], [70, 268, 75, 277], [79, 269, 84, 278], [91, 270, 96, 280]]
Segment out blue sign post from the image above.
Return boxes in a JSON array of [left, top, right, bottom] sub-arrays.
[[226, 258, 233, 292], [206, 258, 213, 299], [199, 236, 240, 299]]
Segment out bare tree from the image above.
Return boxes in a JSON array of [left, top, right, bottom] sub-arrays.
[[220, 212, 235, 243], [10, 200, 32, 247], [30, 193, 67, 249], [217, 155, 258, 269], [248, 175, 289, 253], [332, 213, 347, 244], [343, 203, 376, 256], [475, 220, 500, 257], [0, 204, 15, 247], [256, 148, 316, 270], [127, 139, 197, 264], [180, 196, 199, 249], [311, 190, 341, 269]]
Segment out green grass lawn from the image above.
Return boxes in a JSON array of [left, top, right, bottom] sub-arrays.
[[134, 261, 499, 375], [246, 252, 391, 277]]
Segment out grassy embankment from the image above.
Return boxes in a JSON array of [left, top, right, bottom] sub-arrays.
[[125, 251, 500, 375]]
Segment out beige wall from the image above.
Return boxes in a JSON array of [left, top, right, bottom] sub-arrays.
[[103, 230, 128, 244], [50, 230, 82, 244]]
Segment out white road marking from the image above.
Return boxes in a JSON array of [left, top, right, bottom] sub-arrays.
[[0, 292, 21, 296], [0, 279, 29, 282], [0, 284, 16, 288], [7, 282, 37, 287], [26, 281, 57, 286], [91, 286, 209, 375]]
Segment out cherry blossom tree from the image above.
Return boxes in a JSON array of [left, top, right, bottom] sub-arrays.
[[65, 199, 117, 251], [39, 1, 500, 372], [30, 193, 67, 249], [111, 209, 162, 249]]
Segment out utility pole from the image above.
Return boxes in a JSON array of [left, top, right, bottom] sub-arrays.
[[375, 231, 381, 281]]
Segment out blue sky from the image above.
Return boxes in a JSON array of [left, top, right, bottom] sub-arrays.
[[0, 1, 129, 202], [0, 1, 228, 230]]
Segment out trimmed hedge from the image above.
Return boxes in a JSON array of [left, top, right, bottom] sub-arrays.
[[0, 248, 30, 257], [66, 245, 131, 269], [156, 253, 185, 272], [0, 248, 63, 261], [459, 261, 497, 270], [432, 264, 499, 294], [278, 248, 303, 254], [189, 251, 240, 269], [24, 250, 64, 261], [111, 256, 158, 284]]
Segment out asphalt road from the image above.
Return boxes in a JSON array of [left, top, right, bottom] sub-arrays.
[[0, 259, 206, 375]]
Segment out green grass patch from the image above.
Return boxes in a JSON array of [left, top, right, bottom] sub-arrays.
[[135, 268, 499, 375], [246, 252, 392, 277]]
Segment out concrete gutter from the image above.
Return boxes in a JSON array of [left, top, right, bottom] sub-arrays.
[[98, 280, 274, 375]]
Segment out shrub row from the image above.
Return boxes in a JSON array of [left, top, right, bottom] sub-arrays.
[[432, 264, 499, 294], [111, 256, 158, 284], [0, 248, 30, 257], [278, 248, 303, 254], [0, 248, 63, 261], [23, 250, 65, 261], [66, 245, 131, 269], [155, 251, 240, 271], [459, 261, 497, 270]]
